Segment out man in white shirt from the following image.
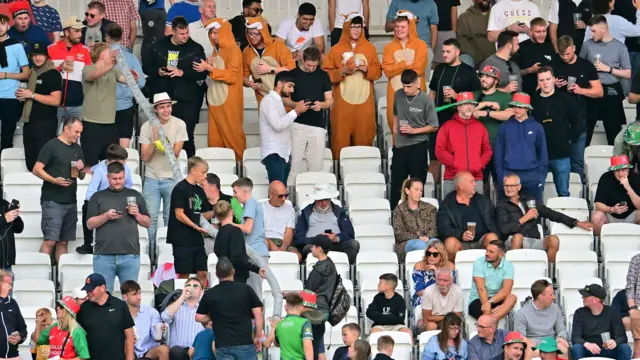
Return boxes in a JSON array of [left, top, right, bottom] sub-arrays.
[[421, 268, 463, 331], [262, 180, 302, 262], [487, 0, 541, 43], [275, 2, 326, 62], [187, 0, 217, 57], [259, 71, 309, 186]]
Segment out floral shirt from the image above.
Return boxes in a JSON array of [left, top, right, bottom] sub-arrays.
[[411, 269, 457, 308]]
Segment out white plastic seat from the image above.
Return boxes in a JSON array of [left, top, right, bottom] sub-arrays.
[[76, 174, 92, 211], [419, 330, 442, 357], [506, 249, 549, 277], [555, 250, 598, 285], [125, 148, 140, 175], [268, 251, 300, 282], [262, 278, 303, 311], [349, 198, 391, 226], [1, 148, 27, 180], [251, 175, 270, 200], [13, 279, 55, 308], [355, 251, 399, 285], [584, 145, 613, 189], [206, 253, 219, 287], [58, 253, 94, 288], [113, 278, 154, 307], [551, 223, 594, 251], [295, 172, 338, 208], [242, 147, 268, 178], [131, 174, 143, 193], [196, 147, 237, 174], [561, 277, 603, 329], [13, 252, 51, 281], [354, 224, 395, 252], [340, 146, 381, 177], [603, 250, 640, 298], [157, 243, 173, 257], [3, 172, 43, 208], [421, 197, 439, 209], [545, 197, 589, 223], [343, 172, 386, 204], [543, 172, 583, 202], [217, 173, 239, 195], [194, 123, 208, 151], [600, 223, 640, 254], [300, 148, 333, 174], [369, 331, 413, 359], [455, 249, 488, 312], [178, 150, 188, 176], [306, 251, 350, 280], [15, 226, 45, 253], [405, 250, 425, 292], [157, 227, 168, 244]]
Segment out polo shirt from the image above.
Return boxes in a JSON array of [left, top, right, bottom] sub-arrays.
[[468, 329, 508, 360], [76, 294, 135, 360], [469, 257, 514, 302]]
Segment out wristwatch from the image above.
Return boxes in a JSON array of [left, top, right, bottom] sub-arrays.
[[631, 305, 638, 310], [609, 67, 613, 74]]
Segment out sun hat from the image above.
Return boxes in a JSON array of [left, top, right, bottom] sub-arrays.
[[509, 92, 533, 110], [624, 122, 640, 146], [456, 92, 478, 105], [300, 290, 318, 309], [503, 332, 528, 350], [62, 16, 85, 30], [608, 155, 634, 172], [152, 92, 177, 107], [57, 296, 80, 318], [479, 65, 501, 81], [306, 183, 339, 202]]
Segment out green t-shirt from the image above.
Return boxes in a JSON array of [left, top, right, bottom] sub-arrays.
[[275, 315, 313, 359], [38, 322, 91, 359], [473, 90, 512, 143]]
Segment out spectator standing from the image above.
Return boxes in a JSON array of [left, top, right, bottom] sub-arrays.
[[264, 180, 302, 261], [139, 0, 173, 67], [0, 13, 29, 151], [106, 23, 145, 149], [86, 161, 150, 292], [436, 91, 492, 196], [81, 2, 115, 47], [121, 280, 169, 360], [468, 240, 518, 321], [196, 258, 263, 360], [77, 273, 135, 360], [548, 0, 589, 54], [571, 283, 631, 359], [389, 69, 438, 210], [19, 41, 62, 171], [33, 116, 85, 263], [284, 47, 333, 186], [421, 268, 463, 331], [486, 0, 541, 43], [421, 312, 468, 359], [367, 273, 412, 337], [489, 332, 527, 360], [35, 297, 90, 360], [0, 270, 27, 359], [264, 293, 315, 359], [495, 93, 548, 201], [230, 0, 271, 50], [30, 0, 62, 42], [165, 0, 201, 35], [48, 16, 91, 126], [582, 0, 640, 45], [144, 16, 207, 158], [294, 184, 360, 264], [392, 178, 438, 261], [187, 0, 216, 57], [140, 92, 188, 252], [626, 253, 640, 356], [275, 3, 326, 60], [579, 15, 631, 145], [201, 172, 231, 253], [161, 277, 206, 358], [167, 156, 212, 285], [438, 171, 500, 262], [333, 323, 361, 360], [7, 1, 50, 56], [467, 315, 508, 360], [328, 0, 369, 47], [481, 31, 521, 93], [457, 0, 494, 66], [513, 18, 556, 96], [99, 0, 139, 51], [385, 0, 438, 78], [322, 13, 381, 159], [432, 0, 460, 67], [532, 66, 582, 197]]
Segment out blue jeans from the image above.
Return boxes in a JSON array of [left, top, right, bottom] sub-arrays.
[[571, 343, 632, 360], [216, 344, 257, 360], [93, 254, 140, 292], [501, 169, 544, 202], [548, 157, 571, 197], [570, 131, 587, 184], [405, 238, 438, 253], [143, 178, 176, 251], [56, 106, 82, 135], [262, 153, 291, 187]]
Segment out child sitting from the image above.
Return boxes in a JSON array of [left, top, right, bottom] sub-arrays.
[[366, 273, 412, 340], [333, 323, 361, 359]]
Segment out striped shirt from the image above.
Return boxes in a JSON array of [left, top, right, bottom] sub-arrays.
[[579, 38, 631, 85], [161, 301, 205, 347], [626, 253, 640, 304]]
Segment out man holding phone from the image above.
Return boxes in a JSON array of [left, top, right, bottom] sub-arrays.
[[592, 155, 640, 235], [487, 0, 541, 43]]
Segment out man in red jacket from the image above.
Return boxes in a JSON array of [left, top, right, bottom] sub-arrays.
[[436, 92, 493, 197]]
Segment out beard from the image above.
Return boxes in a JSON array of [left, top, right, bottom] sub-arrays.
[[476, 1, 490, 11]]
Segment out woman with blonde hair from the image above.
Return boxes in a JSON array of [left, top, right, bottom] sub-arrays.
[[392, 177, 438, 262], [36, 297, 89, 359], [422, 312, 468, 360]]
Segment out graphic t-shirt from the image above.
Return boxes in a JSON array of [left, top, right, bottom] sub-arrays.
[[275, 16, 326, 52], [275, 315, 314, 359], [487, 0, 542, 43], [31, 5, 63, 36], [167, 179, 213, 247], [37, 323, 90, 359]]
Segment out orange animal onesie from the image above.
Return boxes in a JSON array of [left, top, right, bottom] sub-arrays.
[[242, 17, 296, 107], [205, 18, 246, 160], [381, 11, 429, 138], [322, 14, 382, 160]]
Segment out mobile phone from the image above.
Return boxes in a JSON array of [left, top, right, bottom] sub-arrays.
[[194, 56, 202, 63], [620, 201, 628, 207], [10, 331, 18, 336], [8, 199, 19, 211], [325, 229, 333, 234], [160, 67, 169, 72], [254, 78, 262, 84], [116, 210, 123, 215]]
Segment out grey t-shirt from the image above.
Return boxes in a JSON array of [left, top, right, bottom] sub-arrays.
[[393, 89, 438, 148], [87, 187, 148, 255], [481, 54, 522, 92], [579, 38, 631, 86]]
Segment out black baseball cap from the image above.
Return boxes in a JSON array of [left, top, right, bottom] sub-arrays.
[[312, 234, 332, 253], [578, 283, 606, 300], [81, 273, 106, 292]]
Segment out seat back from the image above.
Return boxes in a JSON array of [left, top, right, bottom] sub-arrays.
[[196, 147, 237, 174], [555, 250, 598, 284], [349, 198, 391, 226], [355, 251, 398, 284], [58, 253, 94, 287], [551, 223, 594, 251], [354, 224, 395, 252], [13, 252, 51, 281], [125, 148, 140, 175], [13, 279, 55, 308], [340, 146, 381, 177], [268, 251, 301, 282], [343, 172, 386, 204], [306, 251, 350, 280], [0, 148, 27, 180], [506, 249, 549, 278], [369, 331, 413, 359], [600, 224, 640, 253]]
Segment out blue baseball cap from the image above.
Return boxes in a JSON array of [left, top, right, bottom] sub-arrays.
[[81, 273, 106, 292]]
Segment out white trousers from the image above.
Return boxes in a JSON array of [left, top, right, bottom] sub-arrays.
[[288, 122, 327, 185]]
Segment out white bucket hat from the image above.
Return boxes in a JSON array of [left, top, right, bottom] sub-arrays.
[[307, 183, 339, 201], [152, 92, 177, 107], [72, 286, 87, 299]]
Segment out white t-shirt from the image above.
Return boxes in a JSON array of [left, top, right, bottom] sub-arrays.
[[275, 16, 326, 52], [333, 0, 363, 29], [421, 284, 463, 315], [262, 201, 296, 239], [487, 0, 542, 43]]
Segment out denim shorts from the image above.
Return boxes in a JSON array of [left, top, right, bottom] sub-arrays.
[[41, 201, 77, 241]]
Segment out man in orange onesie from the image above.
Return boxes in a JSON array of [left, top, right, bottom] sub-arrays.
[[382, 11, 428, 142], [322, 13, 381, 160], [198, 18, 245, 160], [242, 17, 295, 107]]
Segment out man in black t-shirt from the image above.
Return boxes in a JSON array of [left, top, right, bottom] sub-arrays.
[[284, 47, 333, 185], [195, 257, 263, 360], [433, 0, 461, 66], [33, 116, 86, 263], [512, 18, 556, 96], [592, 155, 640, 235], [229, 0, 271, 50], [201, 172, 232, 254], [167, 156, 212, 285], [18, 41, 62, 171]]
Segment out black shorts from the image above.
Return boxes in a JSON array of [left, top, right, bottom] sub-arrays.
[[468, 298, 504, 319], [81, 121, 119, 166], [429, 131, 438, 161], [115, 107, 135, 139], [172, 246, 207, 274]]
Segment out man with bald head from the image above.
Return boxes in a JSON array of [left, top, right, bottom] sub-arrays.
[[468, 315, 508, 360], [262, 180, 301, 262], [437, 171, 500, 262]]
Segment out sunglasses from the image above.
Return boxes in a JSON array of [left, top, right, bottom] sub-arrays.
[[185, 283, 200, 288], [272, 192, 290, 199], [250, 7, 264, 13], [85, 12, 96, 19], [506, 60, 514, 74], [425, 251, 440, 258]]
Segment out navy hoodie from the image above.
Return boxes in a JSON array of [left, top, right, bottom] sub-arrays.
[[495, 116, 548, 183], [0, 297, 28, 358]]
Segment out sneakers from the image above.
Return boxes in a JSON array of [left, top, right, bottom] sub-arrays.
[[76, 244, 93, 254]]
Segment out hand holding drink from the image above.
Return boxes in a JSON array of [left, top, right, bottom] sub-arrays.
[[399, 120, 410, 135], [467, 222, 476, 238], [127, 196, 138, 215], [443, 86, 453, 103], [70, 161, 79, 179]]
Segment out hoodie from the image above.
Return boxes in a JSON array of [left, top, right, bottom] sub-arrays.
[[0, 296, 28, 358], [306, 257, 338, 313], [495, 116, 548, 183], [242, 17, 296, 106], [436, 113, 492, 180], [457, 6, 494, 65], [294, 203, 355, 247], [0, 199, 24, 268]]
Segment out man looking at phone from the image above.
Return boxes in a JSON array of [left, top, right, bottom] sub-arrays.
[[592, 155, 640, 235]]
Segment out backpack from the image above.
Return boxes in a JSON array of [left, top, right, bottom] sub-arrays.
[[328, 274, 351, 326]]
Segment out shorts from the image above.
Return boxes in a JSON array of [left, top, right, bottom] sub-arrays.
[[433, 30, 457, 63], [606, 211, 638, 224], [172, 246, 207, 274], [372, 324, 407, 332], [505, 235, 545, 250], [81, 121, 119, 166], [115, 106, 135, 139], [41, 201, 77, 241], [429, 131, 438, 161], [631, 309, 640, 339], [468, 298, 504, 319]]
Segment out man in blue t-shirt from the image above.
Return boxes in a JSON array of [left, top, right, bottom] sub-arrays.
[[7, 1, 51, 61], [189, 322, 216, 360], [164, 0, 202, 35]]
